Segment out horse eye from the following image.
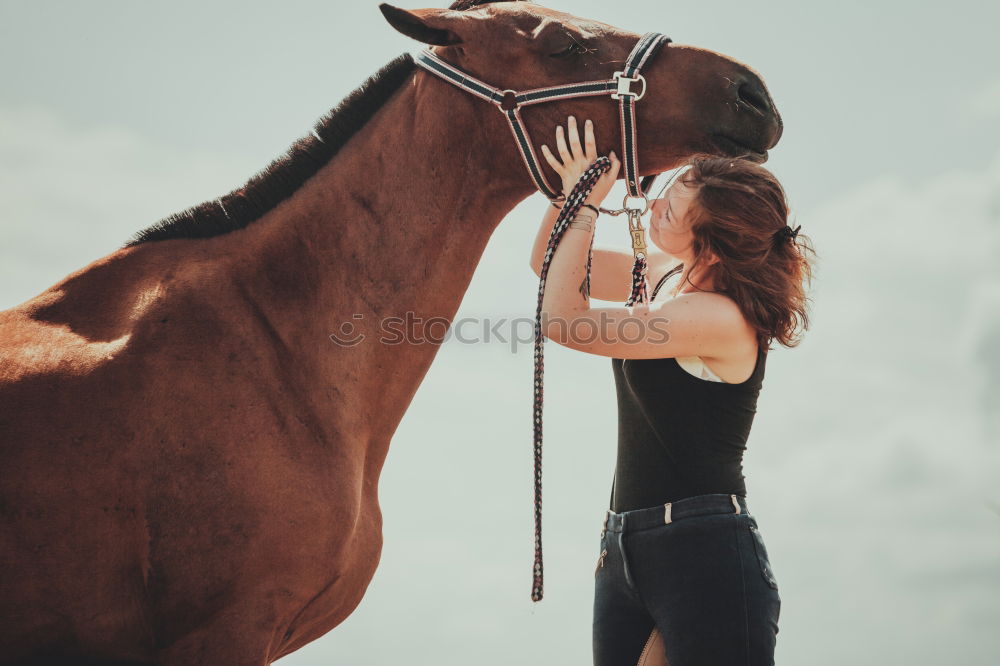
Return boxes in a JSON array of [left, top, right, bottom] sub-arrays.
[[550, 41, 586, 58]]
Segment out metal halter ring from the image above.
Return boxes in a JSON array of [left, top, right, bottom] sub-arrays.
[[622, 192, 651, 215], [596, 192, 651, 217]]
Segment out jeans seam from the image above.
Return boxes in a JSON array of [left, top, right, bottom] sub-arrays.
[[619, 530, 637, 591], [616, 530, 652, 612], [749, 524, 779, 590], [734, 514, 751, 666]]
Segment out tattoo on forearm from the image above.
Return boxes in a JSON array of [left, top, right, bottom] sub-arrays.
[[578, 274, 590, 302]]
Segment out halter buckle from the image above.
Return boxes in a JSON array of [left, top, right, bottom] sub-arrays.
[[611, 72, 647, 101]]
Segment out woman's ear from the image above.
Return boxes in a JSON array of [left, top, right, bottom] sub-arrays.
[[379, 4, 465, 46]]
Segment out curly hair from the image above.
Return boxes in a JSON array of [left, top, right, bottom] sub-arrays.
[[674, 155, 817, 350]]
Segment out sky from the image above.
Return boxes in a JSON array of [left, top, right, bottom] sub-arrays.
[[1, 1, 999, 664]]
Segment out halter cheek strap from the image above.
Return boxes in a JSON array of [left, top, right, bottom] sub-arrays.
[[616, 32, 669, 197]]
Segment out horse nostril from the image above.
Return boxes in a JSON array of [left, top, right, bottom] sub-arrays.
[[737, 81, 770, 115]]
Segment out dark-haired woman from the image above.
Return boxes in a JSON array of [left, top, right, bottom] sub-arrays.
[[530, 115, 815, 666]]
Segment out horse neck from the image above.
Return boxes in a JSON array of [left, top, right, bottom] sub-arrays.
[[220, 76, 533, 443]]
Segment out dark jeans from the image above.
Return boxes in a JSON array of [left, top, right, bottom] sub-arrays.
[[593, 493, 781, 666]]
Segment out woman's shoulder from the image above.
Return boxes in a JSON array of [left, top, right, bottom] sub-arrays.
[[685, 290, 755, 339], [679, 291, 759, 381]]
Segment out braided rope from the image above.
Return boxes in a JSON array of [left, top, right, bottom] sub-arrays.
[[531, 156, 612, 602], [625, 254, 650, 307]]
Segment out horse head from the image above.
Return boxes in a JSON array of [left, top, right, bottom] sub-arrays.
[[380, 0, 783, 199]]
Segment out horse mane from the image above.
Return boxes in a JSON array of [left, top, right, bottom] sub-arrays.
[[124, 0, 534, 247], [449, 0, 531, 10], [123, 52, 417, 246]]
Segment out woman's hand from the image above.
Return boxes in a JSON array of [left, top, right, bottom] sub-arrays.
[[541, 115, 621, 206]]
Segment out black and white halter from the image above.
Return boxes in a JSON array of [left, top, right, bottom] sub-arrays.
[[413, 32, 671, 603], [413, 31, 671, 201]]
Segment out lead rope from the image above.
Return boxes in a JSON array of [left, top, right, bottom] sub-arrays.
[[623, 201, 654, 306], [531, 156, 651, 602], [625, 252, 650, 306]]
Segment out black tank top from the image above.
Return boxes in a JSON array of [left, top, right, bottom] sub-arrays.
[[609, 265, 767, 512]]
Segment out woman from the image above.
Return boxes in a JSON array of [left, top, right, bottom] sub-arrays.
[[529, 115, 815, 666]]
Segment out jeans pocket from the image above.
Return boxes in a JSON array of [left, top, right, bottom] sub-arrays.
[[748, 523, 779, 590]]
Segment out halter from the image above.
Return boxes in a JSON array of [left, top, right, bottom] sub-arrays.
[[413, 32, 671, 203]]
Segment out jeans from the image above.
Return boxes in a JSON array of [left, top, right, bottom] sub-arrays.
[[593, 493, 781, 666]]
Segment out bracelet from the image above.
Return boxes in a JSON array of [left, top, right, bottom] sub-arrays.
[[551, 201, 601, 215]]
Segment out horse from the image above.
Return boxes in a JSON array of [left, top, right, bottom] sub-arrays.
[[0, 1, 782, 663]]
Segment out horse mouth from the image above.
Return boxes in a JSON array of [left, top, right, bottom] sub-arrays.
[[709, 134, 769, 163]]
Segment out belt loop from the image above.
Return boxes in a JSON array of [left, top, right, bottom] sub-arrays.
[[731, 494, 741, 514], [663, 502, 672, 524], [603, 509, 611, 533]]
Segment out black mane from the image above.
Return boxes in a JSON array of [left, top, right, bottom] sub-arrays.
[[449, 0, 530, 10], [124, 53, 417, 246], [124, 0, 535, 247]]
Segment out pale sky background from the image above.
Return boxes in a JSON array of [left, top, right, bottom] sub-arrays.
[[2, 1, 999, 664]]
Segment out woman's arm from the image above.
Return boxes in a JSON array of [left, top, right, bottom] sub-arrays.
[[538, 207, 599, 318], [536, 114, 747, 360], [538, 202, 747, 360], [528, 203, 678, 302]]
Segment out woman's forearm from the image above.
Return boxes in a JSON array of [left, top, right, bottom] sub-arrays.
[[539, 211, 597, 319]]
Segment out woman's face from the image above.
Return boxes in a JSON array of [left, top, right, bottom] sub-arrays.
[[649, 175, 699, 258]]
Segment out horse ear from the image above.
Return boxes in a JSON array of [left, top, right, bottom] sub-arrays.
[[379, 4, 465, 46]]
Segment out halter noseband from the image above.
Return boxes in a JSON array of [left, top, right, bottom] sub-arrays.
[[413, 32, 671, 202]]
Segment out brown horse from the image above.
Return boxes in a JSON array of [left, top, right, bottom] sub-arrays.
[[0, 1, 782, 663]]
